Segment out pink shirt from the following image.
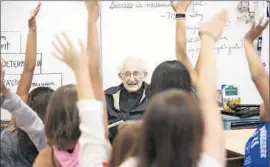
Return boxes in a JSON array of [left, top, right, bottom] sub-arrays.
[[53, 143, 80, 167]]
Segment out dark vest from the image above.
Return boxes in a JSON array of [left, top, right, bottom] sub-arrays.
[[105, 82, 148, 142]]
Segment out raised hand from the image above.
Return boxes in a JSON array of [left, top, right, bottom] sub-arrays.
[[245, 18, 269, 42], [28, 2, 41, 31], [199, 9, 228, 41], [170, 0, 191, 13], [85, 1, 99, 22], [52, 33, 88, 72]]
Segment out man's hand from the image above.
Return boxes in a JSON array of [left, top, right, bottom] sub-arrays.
[[85, 1, 99, 22], [28, 2, 41, 31], [245, 18, 269, 42], [170, 0, 191, 13]]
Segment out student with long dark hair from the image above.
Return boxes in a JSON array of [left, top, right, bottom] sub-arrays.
[[138, 9, 228, 167], [109, 122, 141, 167], [147, 1, 199, 100], [33, 84, 81, 167], [33, 2, 108, 167]]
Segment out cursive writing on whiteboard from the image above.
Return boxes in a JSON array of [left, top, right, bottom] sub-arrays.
[[109, 1, 170, 10]]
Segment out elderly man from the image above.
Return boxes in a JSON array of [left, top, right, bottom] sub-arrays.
[[105, 58, 148, 142]]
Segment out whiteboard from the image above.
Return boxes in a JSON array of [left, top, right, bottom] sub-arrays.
[[1, 1, 91, 120], [0, 1, 95, 93], [260, 1, 269, 74], [100, 1, 268, 104], [262, 25, 269, 74]]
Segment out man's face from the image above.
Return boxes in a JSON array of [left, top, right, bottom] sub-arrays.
[[119, 61, 147, 92]]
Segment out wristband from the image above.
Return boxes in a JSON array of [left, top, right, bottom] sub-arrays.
[[175, 13, 186, 20]]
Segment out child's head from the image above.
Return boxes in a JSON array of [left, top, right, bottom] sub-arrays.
[[140, 89, 204, 167], [27, 87, 55, 122], [147, 60, 192, 99], [110, 121, 142, 167], [44, 84, 80, 150], [8, 86, 54, 130]]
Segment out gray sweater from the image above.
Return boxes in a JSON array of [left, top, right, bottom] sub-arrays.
[[1, 90, 47, 166], [1, 128, 39, 167]]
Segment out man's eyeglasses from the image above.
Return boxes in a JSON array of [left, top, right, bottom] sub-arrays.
[[120, 71, 144, 79]]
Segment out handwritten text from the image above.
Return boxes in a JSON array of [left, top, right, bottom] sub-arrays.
[[0, 32, 21, 53]]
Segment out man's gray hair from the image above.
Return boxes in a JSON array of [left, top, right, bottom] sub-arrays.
[[118, 57, 148, 73]]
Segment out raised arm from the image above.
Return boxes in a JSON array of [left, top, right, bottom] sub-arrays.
[[16, 2, 40, 102], [171, 1, 198, 87], [85, 1, 108, 137], [1, 82, 46, 151], [243, 19, 269, 117], [196, 10, 228, 167], [52, 31, 110, 167]]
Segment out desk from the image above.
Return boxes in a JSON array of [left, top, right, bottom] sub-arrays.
[[222, 114, 259, 130], [0, 121, 9, 133], [224, 129, 255, 156]]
